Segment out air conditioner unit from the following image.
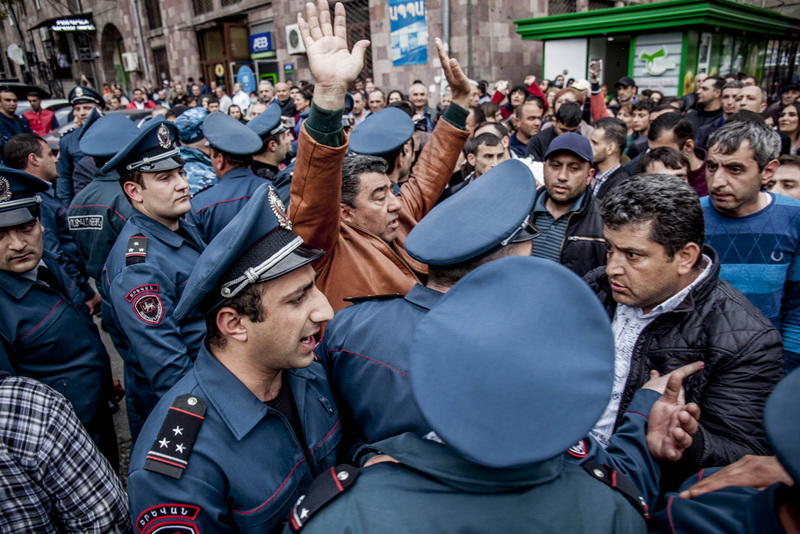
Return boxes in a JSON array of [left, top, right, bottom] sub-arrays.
[[286, 24, 306, 55], [121, 52, 139, 72]]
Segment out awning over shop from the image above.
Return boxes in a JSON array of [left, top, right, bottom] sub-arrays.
[[514, 0, 800, 40], [27, 14, 96, 33]]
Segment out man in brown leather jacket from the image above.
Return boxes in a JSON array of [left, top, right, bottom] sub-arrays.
[[289, 5, 470, 310]]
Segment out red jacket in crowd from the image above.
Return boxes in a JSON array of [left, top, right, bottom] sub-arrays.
[[22, 109, 58, 137], [125, 100, 157, 110]]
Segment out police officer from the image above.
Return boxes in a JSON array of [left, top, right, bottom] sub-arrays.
[[56, 86, 104, 204], [187, 112, 263, 242], [349, 106, 415, 195], [0, 167, 118, 468], [102, 118, 206, 438], [128, 184, 339, 533], [292, 256, 653, 532], [3, 133, 97, 308], [174, 107, 217, 196], [68, 113, 138, 282], [651, 369, 800, 533], [248, 101, 294, 202]]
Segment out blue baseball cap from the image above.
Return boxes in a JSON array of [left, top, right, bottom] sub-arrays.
[[202, 112, 262, 156], [174, 184, 323, 320], [765, 369, 800, 484], [174, 107, 208, 144], [409, 256, 614, 469], [79, 114, 140, 158], [349, 107, 414, 156], [247, 101, 285, 140], [544, 132, 593, 163], [0, 167, 48, 227], [68, 85, 104, 107], [406, 159, 538, 265], [101, 118, 182, 175]]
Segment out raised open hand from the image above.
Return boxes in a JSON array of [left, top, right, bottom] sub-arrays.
[[298, 0, 370, 88], [435, 38, 471, 108]]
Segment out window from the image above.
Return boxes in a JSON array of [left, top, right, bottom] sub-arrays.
[[193, 0, 214, 16], [144, 0, 163, 30]]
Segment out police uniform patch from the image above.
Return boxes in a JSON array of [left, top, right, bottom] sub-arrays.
[[136, 504, 201, 534], [290, 465, 360, 531], [144, 394, 207, 480], [268, 186, 292, 230], [67, 214, 103, 231], [126, 235, 148, 265], [0, 176, 11, 202], [157, 124, 172, 149], [126, 284, 161, 302], [132, 292, 164, 325], [567, 439, 588, 459]]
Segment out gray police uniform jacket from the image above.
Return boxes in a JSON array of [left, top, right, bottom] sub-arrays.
[[293, 433, 646, 534]]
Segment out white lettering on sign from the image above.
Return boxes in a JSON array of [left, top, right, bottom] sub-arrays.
[[389, 1, 426, 21]]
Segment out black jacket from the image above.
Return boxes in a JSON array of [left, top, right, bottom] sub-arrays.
[[595, 165, 631, 200], [533, 188, 606, 277], [584, 247, 784, 476], [526, 127, 557, 161]]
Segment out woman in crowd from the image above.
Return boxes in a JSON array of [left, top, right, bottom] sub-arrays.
[[778, 101, 800, 155]]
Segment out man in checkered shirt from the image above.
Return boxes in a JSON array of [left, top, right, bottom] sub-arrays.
[[0, 370, 130, 533]]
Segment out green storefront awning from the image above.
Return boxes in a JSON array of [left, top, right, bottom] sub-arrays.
[[514, 0, 800, 40]]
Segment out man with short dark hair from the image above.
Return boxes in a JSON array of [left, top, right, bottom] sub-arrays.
[[526, 101, 582, 161], [0, 88, 32, 162], [627, 100, 652, 158], [510, 99, 544, 157], [697, 80, 743, 149], [22, 92, 57, 137], [703, 120, 800, 373], [531, 133, 606, 277], [586, 173, 783, 486], [440, 133, 508, 201], [125, 88, 156, 110], [739, 85, 767, 114], [642, 146, 691, 182], [687, 76, 724, 130], [289, 17, 469, 310], [767, 154, 800, 200], [409, 81, 437, 131], [591, 117, 629, 199], [367, 88, 385, 114], [102, 120, 206, 438]]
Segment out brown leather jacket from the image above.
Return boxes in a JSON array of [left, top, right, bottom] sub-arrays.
[[289, 115, 468, 310]]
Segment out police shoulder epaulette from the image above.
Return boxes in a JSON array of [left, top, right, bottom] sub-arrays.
[[344, 294, 404, 304], [289, 464, 360, 531], [582, 461, 650, 519], [143, 394, 206, 479], [125, 234, 148, 265], [62, 124, 78, 136]]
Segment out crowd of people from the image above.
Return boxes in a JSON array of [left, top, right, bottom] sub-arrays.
[[0, 0, 799, 532]]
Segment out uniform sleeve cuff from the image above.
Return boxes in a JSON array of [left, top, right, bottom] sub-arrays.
[[442, 102, 469, 130], [305, 103, 344, 147]]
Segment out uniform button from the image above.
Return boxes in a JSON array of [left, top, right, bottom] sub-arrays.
[[187, 397, 198, 406], [337, 471, 349, 481], [593, 468, 605, 478]]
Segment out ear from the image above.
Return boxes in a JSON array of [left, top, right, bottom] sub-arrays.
[[267, 139, 279, 153], [676, 242, 702, 275], [216, 307, 248, 343], [122, 180, 144, 204], [585, 166, 596, 186], [760, 159, 781, 186], [339, 203, 355, 225], [466, 153, 476, 167], [27, 152, 39, 168], [682, 138, 696, 156]]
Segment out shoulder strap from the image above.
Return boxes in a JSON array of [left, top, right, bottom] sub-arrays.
[[344, 294, 404, 304], [289, 464, 360, 531], [125, 234, 148, 266], [582, 461, 650, 519], [143, 394, 207, 479]]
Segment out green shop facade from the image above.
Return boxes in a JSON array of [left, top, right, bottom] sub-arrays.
[[514, 0, 800, 97]]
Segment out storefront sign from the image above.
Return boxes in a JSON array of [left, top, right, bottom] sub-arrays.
[[388, 0, 428, 66], [236, 65, 256, 93], [249, 32, 275, 59], [50, 18, 96, 32], [632, 32, 681, 95]]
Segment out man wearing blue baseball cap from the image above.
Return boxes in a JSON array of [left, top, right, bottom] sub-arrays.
[[67, 113, 138, 282], [174, 107, 216, 196], [56, 85, 105, 204], [128, 184, 339, 533], [531, 132, 606, 277], [187, 112, 267, 242], [289, 0, 469, 311], [0, 166, 119, 468], [292, 256, 700, 532], [102, 118, 207, 438]]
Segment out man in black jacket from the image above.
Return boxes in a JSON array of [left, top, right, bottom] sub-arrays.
[[531, 133, 606, 277], [584, 173, 783, 487], [591, 117, 630, 199]]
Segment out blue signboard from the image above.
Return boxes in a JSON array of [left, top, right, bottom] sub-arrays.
[[388, 0, 428, 66], [249, 32, 275, 59], [236, 65, 256, 93]]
